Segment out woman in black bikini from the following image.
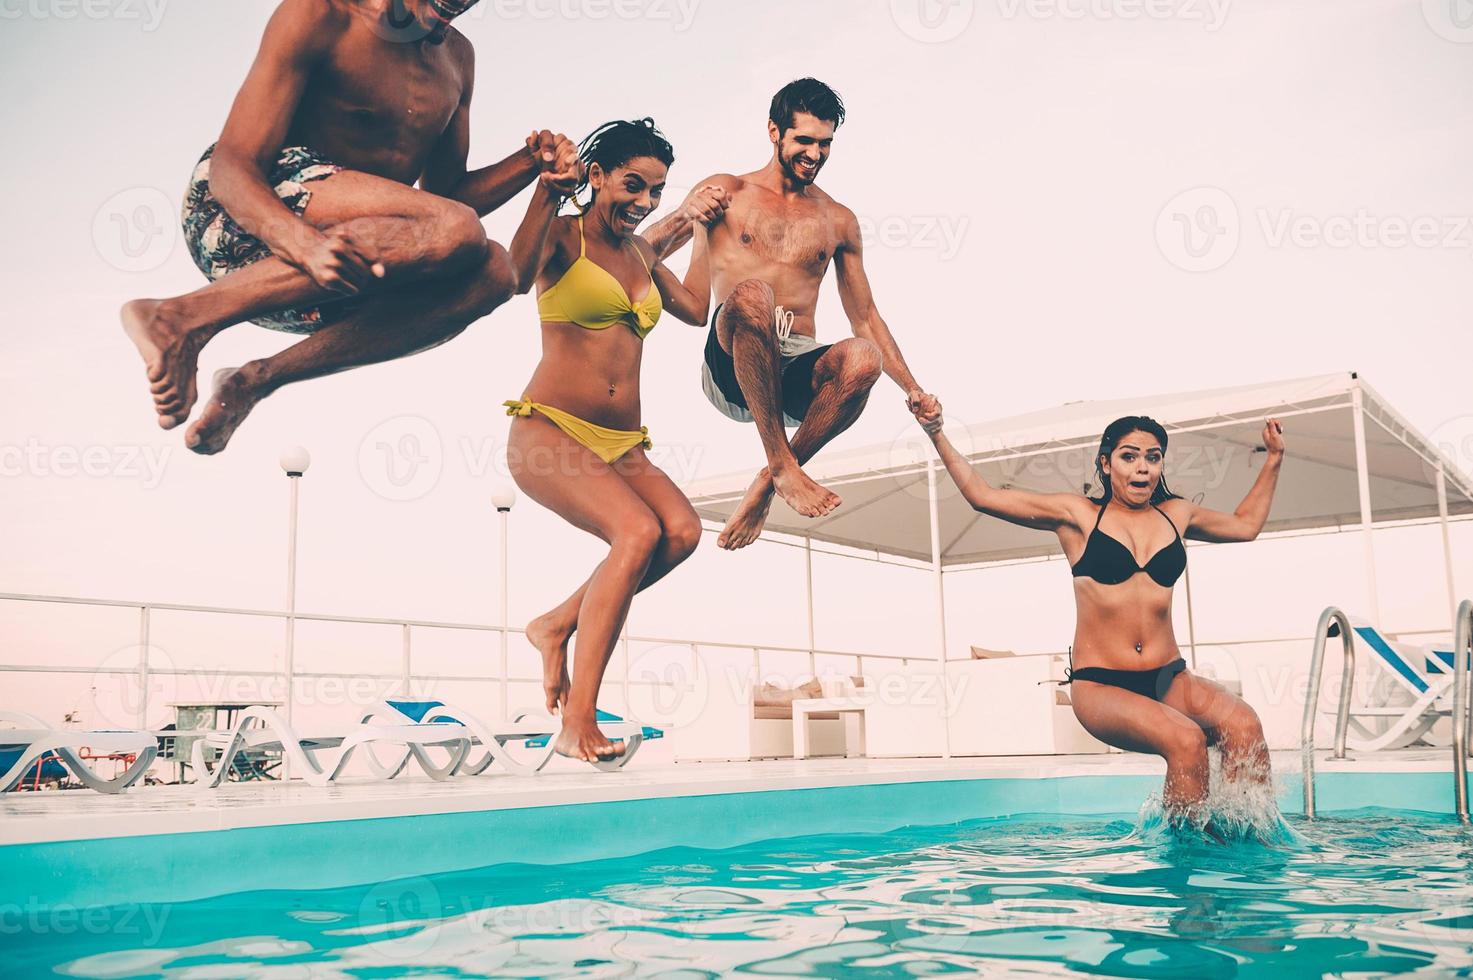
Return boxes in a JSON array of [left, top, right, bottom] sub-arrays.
[[926, 414, 1286, 818]]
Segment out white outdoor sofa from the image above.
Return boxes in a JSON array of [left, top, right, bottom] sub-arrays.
[[675, 664, 950, 762]]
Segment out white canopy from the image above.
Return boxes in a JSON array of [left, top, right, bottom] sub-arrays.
[[686, 372, 1473, 567]]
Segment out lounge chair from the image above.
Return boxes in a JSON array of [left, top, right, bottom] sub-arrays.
[[190, 705, 472, 788], [1326, 619, 1459, 752], [0, 710, 157, 794], [375, 701, 657, 773], [520, 708, 661, 770]]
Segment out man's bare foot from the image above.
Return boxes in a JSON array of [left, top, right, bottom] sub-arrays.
[[771, 463, 841, 519], [552, 718, 624, 764], [185, 366, 264, 456], [121, 299, 208, 430], [719, 472, 775, 551], [526, 611, 573, 715]]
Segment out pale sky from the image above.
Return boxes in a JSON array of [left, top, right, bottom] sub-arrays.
[[1, 0, 1470, 729]]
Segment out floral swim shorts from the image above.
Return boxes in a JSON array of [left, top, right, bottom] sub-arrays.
[[181, 143, 354, 334]]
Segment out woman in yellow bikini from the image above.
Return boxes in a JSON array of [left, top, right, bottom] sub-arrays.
[[507, 119, 724, 763]]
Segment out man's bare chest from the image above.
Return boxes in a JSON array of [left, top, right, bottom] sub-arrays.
[[722, 201, 840, 271]]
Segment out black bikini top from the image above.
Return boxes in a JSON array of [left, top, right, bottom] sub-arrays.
[[1071, 500, 1186, 588]]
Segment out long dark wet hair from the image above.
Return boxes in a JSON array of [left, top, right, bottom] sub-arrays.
[[566, 118, 675, 214], [1088, 416, 1182, 505]]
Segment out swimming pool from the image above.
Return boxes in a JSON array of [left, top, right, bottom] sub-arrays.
[[9, 806, 1473, 978], [0, 754, 1467, 978]]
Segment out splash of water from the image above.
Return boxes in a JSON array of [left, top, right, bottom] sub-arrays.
[[1133, 749, 1303, 847]]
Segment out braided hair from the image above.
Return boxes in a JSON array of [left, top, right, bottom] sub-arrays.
[[567, 118, 675, 214]]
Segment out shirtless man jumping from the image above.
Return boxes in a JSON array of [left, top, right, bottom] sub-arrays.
[[650, 78, 941, 549], [123, 0, 575, 454]]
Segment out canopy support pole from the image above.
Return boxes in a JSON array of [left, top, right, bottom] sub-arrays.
[[1438, 465, 1458, 622], [1352, 385, 1382, 627], [928, 462, 953, 759], [804, 537, 817, 677]]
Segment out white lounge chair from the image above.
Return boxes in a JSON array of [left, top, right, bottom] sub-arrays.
[[0, 710, 158, 794], [190, 705, 472, 788], [371, 700, 653, 774], [1327, 619, 1459, 752]]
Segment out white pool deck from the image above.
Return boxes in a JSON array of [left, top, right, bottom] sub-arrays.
[[0, 748, 1457, 848]]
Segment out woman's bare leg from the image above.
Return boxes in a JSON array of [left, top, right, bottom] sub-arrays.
[[507, 417, 667, 762], [1071, 680, 1211, 814], [526, 447, 702, 714], [1162, 671, 1271, 785]]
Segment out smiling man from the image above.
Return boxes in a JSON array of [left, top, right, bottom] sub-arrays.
[[122, 0, 574, 454], [650, 78, 941, 549]]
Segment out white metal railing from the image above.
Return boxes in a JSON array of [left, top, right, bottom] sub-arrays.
[[1453, 599, 1473, 822], [0, 592, 916, 730], [1299, 607, 1357, 819]]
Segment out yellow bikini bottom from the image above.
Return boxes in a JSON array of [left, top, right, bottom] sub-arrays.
[[505, 399, 652, 465]]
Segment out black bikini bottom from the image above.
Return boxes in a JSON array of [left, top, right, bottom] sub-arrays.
[[1067, 658, 1187, 702]]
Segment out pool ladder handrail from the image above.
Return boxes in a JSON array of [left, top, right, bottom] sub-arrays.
[[1300, 606, 1357, 819], [1452, 599, 1473, 822]]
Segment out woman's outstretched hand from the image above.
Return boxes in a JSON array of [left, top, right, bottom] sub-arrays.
[[1263, 418, 1285, 455]]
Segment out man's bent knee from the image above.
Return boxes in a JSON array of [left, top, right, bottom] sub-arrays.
[[471, 243, 516, 317], [432, 203, 490, 273], [725, 279, 777, 326], [832, 339, 883, 391]]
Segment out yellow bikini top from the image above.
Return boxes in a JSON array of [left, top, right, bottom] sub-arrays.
[[537, 216, 662, 339]]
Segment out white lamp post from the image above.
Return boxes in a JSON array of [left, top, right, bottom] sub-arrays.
[[492, 483, 517, 717], [279, 446, 310, 777]]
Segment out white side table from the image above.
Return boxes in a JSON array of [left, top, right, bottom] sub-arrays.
[[791, 698, 870, 760]]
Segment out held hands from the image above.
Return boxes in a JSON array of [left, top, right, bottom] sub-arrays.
[[1263, 418, 1286, 456], [526, 129, 562, 168], [295, 227, 385, 295], [532, 131, 582, 198], [908, 389, 943, 433], [681, 184, 731, 227]]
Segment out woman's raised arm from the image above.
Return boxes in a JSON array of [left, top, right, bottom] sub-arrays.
[[928, 424, 1082, 532], [509, 149, 582, 295], [1185, 419, 1286, 543], [650, 220, 712, 326]]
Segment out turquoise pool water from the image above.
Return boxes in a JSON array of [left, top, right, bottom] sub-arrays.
[[12, 807, 1473, 979]]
